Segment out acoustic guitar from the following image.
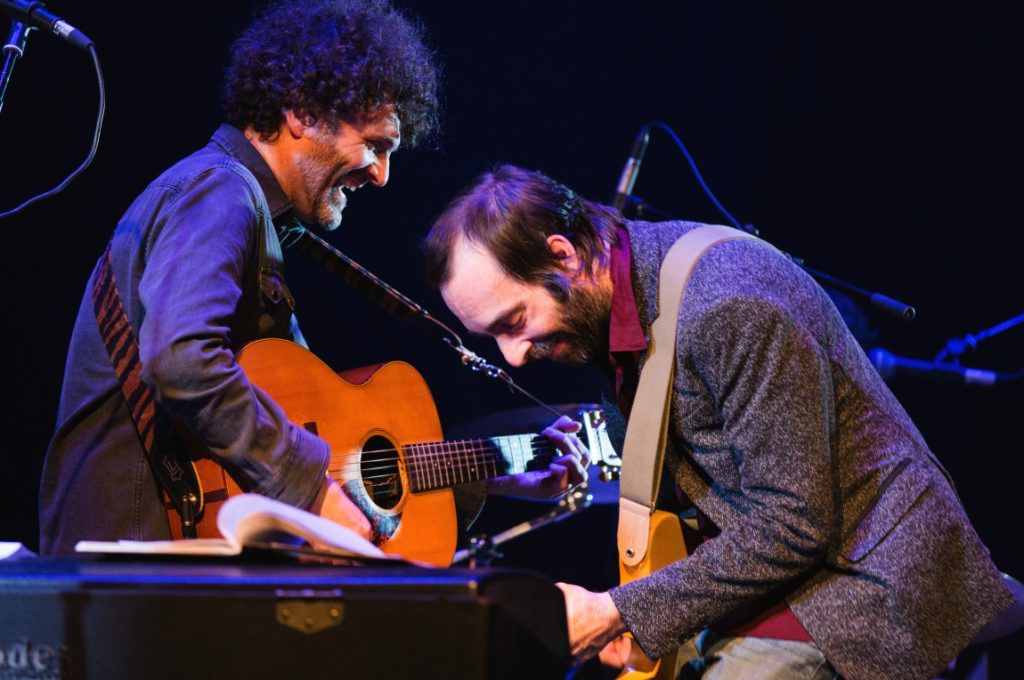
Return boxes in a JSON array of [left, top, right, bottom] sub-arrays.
[[174, 338, 619, 566]]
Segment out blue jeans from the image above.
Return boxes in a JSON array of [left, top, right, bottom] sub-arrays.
[[675, 631, 840, 680]]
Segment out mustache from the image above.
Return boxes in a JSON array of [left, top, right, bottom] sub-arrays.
[[525, 332, 573, 362]]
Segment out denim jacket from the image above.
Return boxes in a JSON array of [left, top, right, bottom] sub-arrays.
[[39, 125, 329, 554]]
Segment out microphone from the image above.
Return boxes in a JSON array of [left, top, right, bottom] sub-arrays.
[[1, 1, 92, 50], [612, 125, 650, 212], [868, 348, 1001, 387]]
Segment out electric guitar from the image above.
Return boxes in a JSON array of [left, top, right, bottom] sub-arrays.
[[174, 338, 620, 566], [616, 513, 702, 679]]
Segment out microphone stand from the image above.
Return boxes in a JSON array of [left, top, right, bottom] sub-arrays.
[[869, 312, 1023, 386], [627, 195, 917, 322], [453, 486, 594, 567], [612, 122, 916, 322], [295, 229, 565, 418], [0, 12, 104, 219], [0, 20, 30, 114], [934, 312, 1024, 364]]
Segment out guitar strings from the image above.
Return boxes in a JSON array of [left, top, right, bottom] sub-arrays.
[[329, 437, 556, 459], [327, 441, 566, 490], [328, 448, 562, 480], [325, 439, 561, 471], [336, 472, 568, 495], [340, 458, 570, 493], [325, 440, 562, 475], [334, 452, 563, 488], [340, 454, 567, 494], [309, 430, 594, 494]]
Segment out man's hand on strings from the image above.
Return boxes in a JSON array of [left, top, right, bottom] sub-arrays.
[[486, 415, 589, 498], [309, 476, 373, 541]]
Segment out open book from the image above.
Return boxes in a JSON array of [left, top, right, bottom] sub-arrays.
[[75, 494, 386, 560]]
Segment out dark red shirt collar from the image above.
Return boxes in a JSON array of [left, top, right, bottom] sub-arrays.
[[609, 226, 648, 353]]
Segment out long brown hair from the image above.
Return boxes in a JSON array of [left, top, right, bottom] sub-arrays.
[[424, 165, 620, 301]]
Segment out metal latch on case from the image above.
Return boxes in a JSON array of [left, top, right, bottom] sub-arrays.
[[275, 589, 345, 634]]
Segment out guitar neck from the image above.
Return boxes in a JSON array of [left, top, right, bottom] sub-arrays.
[[403, 435, 557, 493]]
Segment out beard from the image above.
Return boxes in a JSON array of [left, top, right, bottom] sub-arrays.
[[312, 186, 346, 231], [526, 281, 612, 365], [294, 130, 348, 231]]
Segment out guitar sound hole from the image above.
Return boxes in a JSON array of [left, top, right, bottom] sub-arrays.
[[361, 435, 404, 510]]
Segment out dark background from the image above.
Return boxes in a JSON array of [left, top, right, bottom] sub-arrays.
[[2, 0, 1021, 670]]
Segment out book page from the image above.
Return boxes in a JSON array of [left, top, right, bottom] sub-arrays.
[[219, 494, 385, 558], [75, 538, 240, 556], [75, 494, 385, 559]]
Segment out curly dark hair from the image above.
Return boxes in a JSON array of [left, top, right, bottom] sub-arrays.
[[223, 0, 439, 146]]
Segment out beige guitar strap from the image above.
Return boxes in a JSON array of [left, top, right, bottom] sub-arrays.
[[618, 225, 760, 567]]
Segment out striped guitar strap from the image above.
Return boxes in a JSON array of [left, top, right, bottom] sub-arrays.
[[91, 244, 201, 538]]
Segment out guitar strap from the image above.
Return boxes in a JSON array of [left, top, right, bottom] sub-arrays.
[[618, 225, 760, 567], [89, 224, 419, 540], [294, 228, 428, 320], [91, 244, 201, 538]]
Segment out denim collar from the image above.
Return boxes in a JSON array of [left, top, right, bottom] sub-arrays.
[[210, 123, 294, 221]]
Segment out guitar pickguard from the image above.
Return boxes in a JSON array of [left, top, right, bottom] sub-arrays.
[[341, 478, 401, 543]]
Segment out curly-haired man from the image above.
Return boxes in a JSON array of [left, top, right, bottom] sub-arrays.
[[40, 0, 576, 554]]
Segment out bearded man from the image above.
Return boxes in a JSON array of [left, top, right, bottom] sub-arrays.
[[424, 164, 1012, 679], [40, 1, 588, 556]]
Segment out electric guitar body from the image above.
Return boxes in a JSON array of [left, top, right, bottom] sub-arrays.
[[617, 510, 701, 680]]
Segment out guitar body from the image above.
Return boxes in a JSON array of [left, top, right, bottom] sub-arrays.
[[187, 338, 457, 566], [617, 510, 697, 680]]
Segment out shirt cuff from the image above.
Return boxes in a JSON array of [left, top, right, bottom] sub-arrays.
[[259, 424, 330, 511], [609, 579, 682, 661]]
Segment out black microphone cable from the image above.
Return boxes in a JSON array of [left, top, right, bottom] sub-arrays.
[[641, 120, 748, 232], [0, 42, 105, 219], [618, 120, 918, 321]]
